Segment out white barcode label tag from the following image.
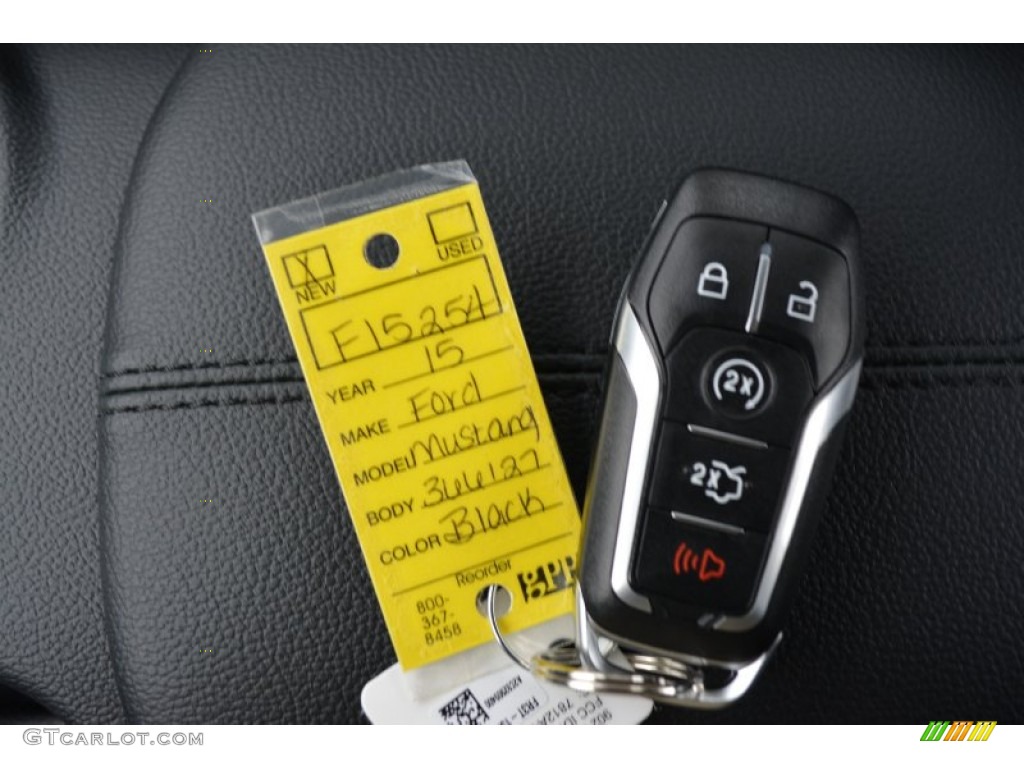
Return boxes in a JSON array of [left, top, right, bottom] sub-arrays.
[[361, 661, 653, 725]]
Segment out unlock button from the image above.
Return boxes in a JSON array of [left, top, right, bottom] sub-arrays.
[[759, 231, 852, 387], [786, 281, 819, 323]]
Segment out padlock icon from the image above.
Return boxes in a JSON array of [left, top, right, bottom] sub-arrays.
[[697, 262, 729, 300], [786, 280, 819, 323]]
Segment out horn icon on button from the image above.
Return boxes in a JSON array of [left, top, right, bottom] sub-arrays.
[[673, 542, 727, 582], [698, 549, 726, 582]]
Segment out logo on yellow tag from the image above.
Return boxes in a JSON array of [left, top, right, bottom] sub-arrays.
[[258, 178, 581, 669]]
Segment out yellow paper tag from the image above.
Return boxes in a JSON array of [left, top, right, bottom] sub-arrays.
[[257, 171, 581, 669]]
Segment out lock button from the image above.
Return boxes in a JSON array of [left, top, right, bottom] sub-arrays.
[[758, 231, 851, 387], [648, 217, 768, 353], [697, 262, 730, 300]]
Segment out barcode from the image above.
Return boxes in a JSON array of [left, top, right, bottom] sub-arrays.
[[439, 688, 490, 725]]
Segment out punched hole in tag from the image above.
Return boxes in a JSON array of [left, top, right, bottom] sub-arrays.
[[364, 232, 400, 269], [476, 584, 512, 620]]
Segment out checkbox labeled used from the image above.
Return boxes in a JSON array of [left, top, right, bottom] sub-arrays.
[[427, 202, 478, 244]]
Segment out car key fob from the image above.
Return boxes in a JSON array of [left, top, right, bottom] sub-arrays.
[[575, 169, 864, 706]]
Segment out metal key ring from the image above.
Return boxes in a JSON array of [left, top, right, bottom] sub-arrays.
[[484, 584, 777, 709]]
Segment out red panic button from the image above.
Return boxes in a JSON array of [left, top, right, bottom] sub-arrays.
[[632, 509, 767, 613], [673, 542, 727, 582]]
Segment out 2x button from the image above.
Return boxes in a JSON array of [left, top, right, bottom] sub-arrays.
[[664, 328, 814, 447], [706, 352, 771, 417], [648, 422, 790, 533]]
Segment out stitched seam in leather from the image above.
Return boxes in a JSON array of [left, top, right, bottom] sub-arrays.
[[100, 355, 606, 377], [101, 347, 1024, 380], [100, 376, 598, 411], [103, 358, 302, 376], [100, 370, 600, 401], [858, 377, 1024, 390], [100, 372, 1024, 415], [102, 356, 1024, 377], [102, 395, 308, 414], [104, 375, 306, 396]]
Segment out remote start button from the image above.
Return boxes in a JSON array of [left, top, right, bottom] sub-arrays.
[[706, 352, 772, 417]]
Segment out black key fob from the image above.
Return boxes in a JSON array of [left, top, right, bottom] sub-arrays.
[[576, 169, 864, 706]]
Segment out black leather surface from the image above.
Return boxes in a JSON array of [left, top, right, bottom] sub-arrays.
[[98, 45, 1024, 724], [6, 44, 1024, 724], [0, 44, 187, 723]]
